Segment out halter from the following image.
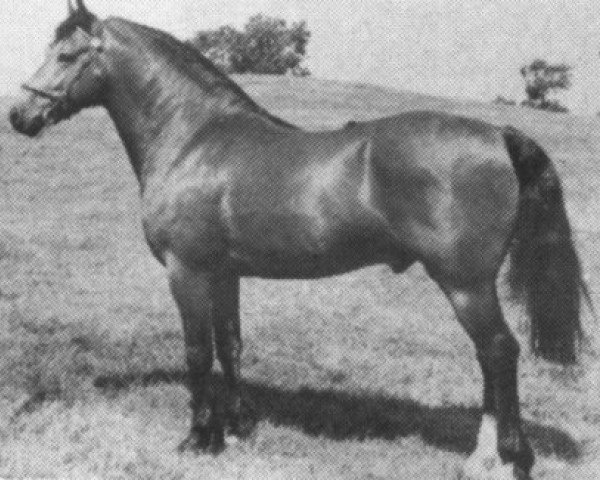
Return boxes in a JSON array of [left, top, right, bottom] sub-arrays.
[[21, 32, 103, 117]]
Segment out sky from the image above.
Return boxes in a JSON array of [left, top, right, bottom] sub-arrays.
[[2, 0, 600, 114]]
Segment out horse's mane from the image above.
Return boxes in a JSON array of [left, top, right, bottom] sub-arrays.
[[105, 17, 297, 129]]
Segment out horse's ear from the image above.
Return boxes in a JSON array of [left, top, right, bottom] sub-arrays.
[[76, 0, 89, 14], [67, 0, 74, 15]]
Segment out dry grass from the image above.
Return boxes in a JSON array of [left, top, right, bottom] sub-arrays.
[[0, 76, 598, 479]]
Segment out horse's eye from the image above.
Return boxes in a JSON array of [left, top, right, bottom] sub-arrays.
[[58, 52, 78, 63]]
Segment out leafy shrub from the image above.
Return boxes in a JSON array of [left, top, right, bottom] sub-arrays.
[[190, 14, 311, 76], [493, 95, 516, 106], [520, 59, 571, 112]]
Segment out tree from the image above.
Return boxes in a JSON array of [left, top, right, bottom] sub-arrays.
[[493, 95, 516, 106], [190, 15, 311, 76], [520, 59, 571, 112], [191, 26, 242, 73]]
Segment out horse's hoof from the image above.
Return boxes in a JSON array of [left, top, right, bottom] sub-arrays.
[[177, 432, 208, 454], [227, 414, 256, 440], [512, 466, 532, 480], [177, 427, 225, 455], [460, 454, 531, 480]]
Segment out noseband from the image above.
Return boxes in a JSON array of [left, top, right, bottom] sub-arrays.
[[21, 84, 64, 101], [21, 82, 73, 122]]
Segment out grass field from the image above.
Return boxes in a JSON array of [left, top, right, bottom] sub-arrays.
[[0, 75, 599, 479]]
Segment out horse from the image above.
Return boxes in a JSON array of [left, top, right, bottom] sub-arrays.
[[9, 2, 589, 479]]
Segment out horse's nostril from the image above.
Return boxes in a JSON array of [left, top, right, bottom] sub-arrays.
[[9, 106, 21, 128]]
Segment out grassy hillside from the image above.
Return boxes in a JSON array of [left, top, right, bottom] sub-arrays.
[[0, 76, 598, 479]]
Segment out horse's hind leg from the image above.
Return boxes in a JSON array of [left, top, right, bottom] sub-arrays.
[[212, 272, 248, 441], [439, 280, 534, 480], [166, 254, 223, 453]]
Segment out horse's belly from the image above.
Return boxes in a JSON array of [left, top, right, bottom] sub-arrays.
[[224, 212, 400, 278], [227, 245, 393, 279]]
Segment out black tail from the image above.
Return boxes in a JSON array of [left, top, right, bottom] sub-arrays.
[[504, 126, 586, 365]]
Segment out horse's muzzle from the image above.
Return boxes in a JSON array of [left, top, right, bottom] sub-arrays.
[[9, 104, 45, 137]]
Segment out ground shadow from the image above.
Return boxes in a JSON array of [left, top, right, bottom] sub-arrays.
[[93, 368, 580, 461]]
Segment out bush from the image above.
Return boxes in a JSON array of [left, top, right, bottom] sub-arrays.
[[493, 95, 516, 106], [190, 14, 311, 76], [191, 26, 241, 74], [521, 99, 569, 113], [520, 59, 571, 113]]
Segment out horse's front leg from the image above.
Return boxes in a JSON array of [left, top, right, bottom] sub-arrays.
[[166, 253, 224, 453], [213, 271, 251, 442]]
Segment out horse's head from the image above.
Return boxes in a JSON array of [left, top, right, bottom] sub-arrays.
[[10, 0, 106, 136]]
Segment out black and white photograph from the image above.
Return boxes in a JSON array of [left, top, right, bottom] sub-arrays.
[[0, 1, 599, 478]]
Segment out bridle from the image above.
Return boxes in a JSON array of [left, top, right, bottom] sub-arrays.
[[21, 85, 64, 101], [21, 33, 103, 118]]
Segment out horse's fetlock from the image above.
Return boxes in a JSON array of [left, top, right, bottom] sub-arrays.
[[498, 431, 534, 474]]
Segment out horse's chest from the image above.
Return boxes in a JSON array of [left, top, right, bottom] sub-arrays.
[[142, 181, 225, 266]]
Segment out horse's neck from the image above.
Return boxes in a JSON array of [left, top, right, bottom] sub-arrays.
[[101, 33, 261, 186]]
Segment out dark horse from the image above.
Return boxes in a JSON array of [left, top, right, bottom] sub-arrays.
[[9, 2, 588, 479]]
